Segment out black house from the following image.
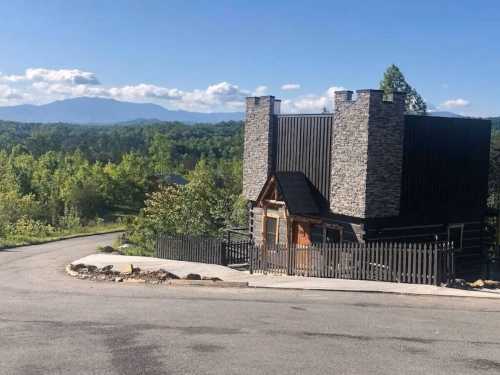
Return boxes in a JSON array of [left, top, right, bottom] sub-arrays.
[[242, 90, 491, 278]]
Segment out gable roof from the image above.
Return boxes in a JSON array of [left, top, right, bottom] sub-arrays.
[[257, 172, 320, 216]]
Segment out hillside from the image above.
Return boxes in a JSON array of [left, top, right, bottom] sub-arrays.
[[0, 97, 244, 124]]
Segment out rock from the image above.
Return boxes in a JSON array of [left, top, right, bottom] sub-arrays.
[[202, 276, 222, 282], [159, 269, 180, 280], [114, 277, 124, 283], [101, 265, 114, 272], [447, 278, 469, 289], [483, 280, 500, 289], [117, 264, 134, 275], [132, 267, 141, 274], [470, 279, 485, 288], [71, 263, 86, 271], [118, 244, 132, 250], [101, 246, 115, 253], [185, 273, 202, 280], [86, 265, 98, 273]]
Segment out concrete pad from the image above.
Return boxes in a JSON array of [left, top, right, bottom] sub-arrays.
[[72, 254, 500, 299]]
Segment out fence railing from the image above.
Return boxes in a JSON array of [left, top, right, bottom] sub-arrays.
[[250, 242, 455, 285], [155, 233, 252, 266], [156, 234, 455, 285]]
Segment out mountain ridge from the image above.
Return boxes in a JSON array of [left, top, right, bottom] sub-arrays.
[[0, 97, 244, 124]]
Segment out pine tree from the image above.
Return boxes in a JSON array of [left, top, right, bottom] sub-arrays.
[[379, 64, 427, 115]]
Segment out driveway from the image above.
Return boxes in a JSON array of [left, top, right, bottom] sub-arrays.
[[1, 234, 500, 375]]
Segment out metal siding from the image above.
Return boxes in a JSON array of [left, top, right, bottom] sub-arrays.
[[274, 114, 334, 209]]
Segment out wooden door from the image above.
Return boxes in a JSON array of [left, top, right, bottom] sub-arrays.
[[292, 221, 311, 245], [292, 221, 311, 275]]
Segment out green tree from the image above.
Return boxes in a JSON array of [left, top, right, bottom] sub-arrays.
[[379, 64, 427, 115]]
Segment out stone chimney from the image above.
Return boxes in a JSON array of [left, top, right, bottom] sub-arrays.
[[242, 96, 279, 201], [330, 89, 405, 218]]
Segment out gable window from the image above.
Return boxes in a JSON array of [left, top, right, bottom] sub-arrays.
[[265, 217, 278, 247], [448, 224, 463, 250]]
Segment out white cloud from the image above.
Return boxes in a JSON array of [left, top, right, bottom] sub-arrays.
[[253, 85, 268, 96], [441, 98, 470, 109], [281, 86, 345, 113], [281, 83, 301, 91], [1, 68, 99, 85]]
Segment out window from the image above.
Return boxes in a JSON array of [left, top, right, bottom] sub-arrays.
[[448, 224, 463, 250], [265, 217, 278, 246], [325, 227, 342, 243], [311, 225, 323, 245]]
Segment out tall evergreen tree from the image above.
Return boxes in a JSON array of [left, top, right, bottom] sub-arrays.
[[379, 64, 427, 115]]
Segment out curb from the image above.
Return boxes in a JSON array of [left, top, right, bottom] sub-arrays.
[[248, 285, 500, 300], [1, 229, 124, 251], [167, 279, 249, 288]]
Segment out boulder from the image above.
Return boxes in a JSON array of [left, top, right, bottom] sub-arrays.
[[101, 246, 115, 253], [470, 279, 485, 288], [86, 265, 98, 273], [117, 264, 134, 275], [185, 273, 202, 280], [101, 265, 114, 272], [71, 263, 86, 271], [159, 269, 180, 280], [114, 277, 124, 283]]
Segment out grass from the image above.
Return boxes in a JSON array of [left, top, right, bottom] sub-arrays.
[[0, 222, 125, 250]]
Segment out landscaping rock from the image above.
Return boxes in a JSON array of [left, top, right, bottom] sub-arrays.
[[470, 279, 485, 288], [71, 263, 86, 271], [185, 273, 202, 280], [101, 265, 114, 272], [117, 264, 134, 275], [101, 246, 115, 253], [86, 265, 98, 273], [159, 269, 180, 280], [114, 277, 124, 283]]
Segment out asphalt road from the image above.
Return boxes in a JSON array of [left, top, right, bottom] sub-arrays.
[[1, 234, 500, 375]]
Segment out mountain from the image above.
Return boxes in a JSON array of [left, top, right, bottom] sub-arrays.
[[0, 97, 244, 124], [427, 110, 464, 118]]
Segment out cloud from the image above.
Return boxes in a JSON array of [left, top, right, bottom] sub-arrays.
[[253, 85, 268, 96], [0, 84, 30, 103], [281, 83, 301, 91], [1, 68, 99, 85], [441, 98, 470, 109], [281, 86, 345, 113]]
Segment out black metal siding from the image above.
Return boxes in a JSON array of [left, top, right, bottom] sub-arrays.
[[400, 115, 491, 223], [274, 114, 334, 210]]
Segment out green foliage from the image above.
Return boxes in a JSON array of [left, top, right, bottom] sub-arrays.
[[127, 159, 246, 253], [0, 120, 244, 249], [380, 64, 427, 115]]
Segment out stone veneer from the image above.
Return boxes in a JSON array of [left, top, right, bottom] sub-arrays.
[[242, 96, 278, 201], [330, 90, 405, 218]]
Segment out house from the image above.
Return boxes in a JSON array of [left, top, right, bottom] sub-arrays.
[[242, 90, 492, 278]]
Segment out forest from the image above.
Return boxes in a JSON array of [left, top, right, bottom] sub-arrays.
[[0, 117, 499, 255], [0, 120, 245, 252]]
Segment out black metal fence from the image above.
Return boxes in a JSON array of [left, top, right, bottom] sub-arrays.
[[155, 232, 252, 266], [250, 242, 455, 285]]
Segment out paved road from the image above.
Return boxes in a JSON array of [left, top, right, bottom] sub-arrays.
[[1, 234, 500, 375]]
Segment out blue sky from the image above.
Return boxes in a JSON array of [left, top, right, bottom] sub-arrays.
[[0, 0, 498, 116]]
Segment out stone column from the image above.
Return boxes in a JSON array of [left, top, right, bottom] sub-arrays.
[[242, 96, 278, 201]]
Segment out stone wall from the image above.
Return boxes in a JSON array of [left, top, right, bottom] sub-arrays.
[[242, 96, 278, 201], [330, 90, 405, 218]]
